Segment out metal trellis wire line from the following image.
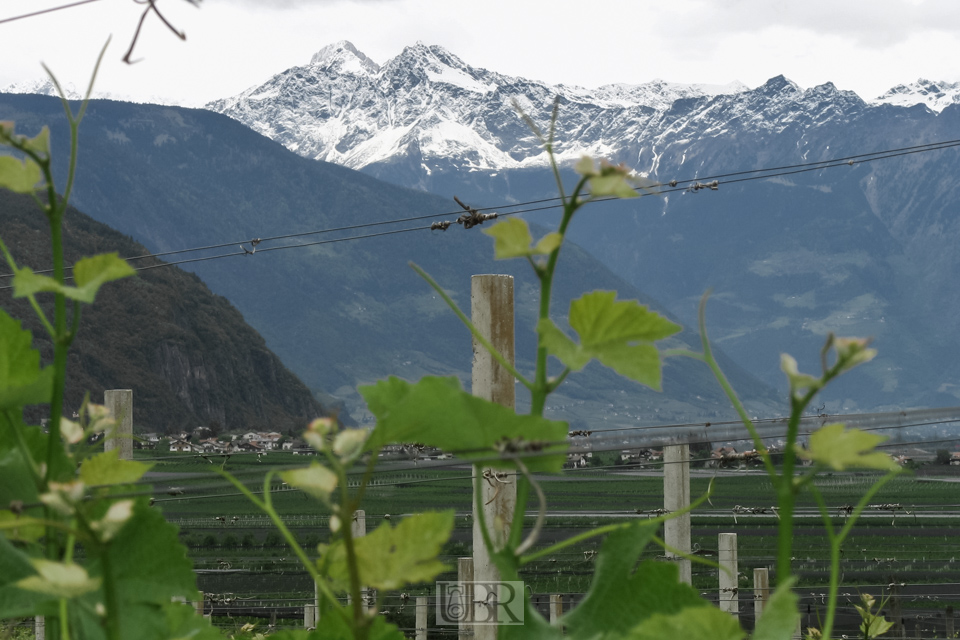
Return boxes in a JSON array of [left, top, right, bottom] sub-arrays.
[[2, 138, 958, 287]]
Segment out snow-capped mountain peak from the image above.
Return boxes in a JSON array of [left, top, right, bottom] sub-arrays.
[[872, 78, 960, 113], [309, 40, 379, 75], [593, 79, 749, 110], [205, 41, 762, 174], [204, 42, 954, 182], [0, 77, 192, 106], [2, 78, 81, 100]]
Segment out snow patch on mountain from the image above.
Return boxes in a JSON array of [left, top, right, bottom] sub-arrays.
[[872, 79, 960, 113], [425, 66, 496, 94]]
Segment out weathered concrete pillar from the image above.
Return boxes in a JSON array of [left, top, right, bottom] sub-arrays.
[[471, 275, 517, 640], [104, 389, 133, 460], [718, 533, 739, 618], [753, 567, 770, 618], [416, 595, 428, 640], [308, 582, 319, 628], [304, 603, 316, 629], [889, 582, 905, 639], [664, 443, 691, 584], [549, 594, 563, 625], [346, 510, 368, 609], [458, 557, 475, 640], [34, 615, 45, 640]]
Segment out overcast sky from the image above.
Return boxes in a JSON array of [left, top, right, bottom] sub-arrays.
[[1, 0, 959, 106]]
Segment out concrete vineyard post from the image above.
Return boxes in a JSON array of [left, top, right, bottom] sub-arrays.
[[549, 594, 563, 625], [471, 274, 517, 640], [104, 389, 133, 460], [663, 443, 691, 584], [753, 567, 770, 618], [718, 533, 739, 618], [889, 581, 905, 639], [458, 557, 475, 640], [304, 602, 317, 629], [416, 595, 428, 640], [348, 509, 368, 609]]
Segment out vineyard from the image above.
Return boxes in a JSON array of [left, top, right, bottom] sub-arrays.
[[114, 447, 960, 637]]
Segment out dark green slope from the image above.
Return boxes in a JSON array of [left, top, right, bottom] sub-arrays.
[[0, 94, 780, 427], [0, 189, 330, 433]]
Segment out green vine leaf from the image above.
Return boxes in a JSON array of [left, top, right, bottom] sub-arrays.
[[16, 559, 101, 598], [0, 155, 42, 193], [575, 156, 658, 199], [538, 291, 681, 390], [795, 423, 900, 471], [752, 579, 800, 640], [0, 534, 53, 616], [13, 253, 135, 304], [163, 600, 224, 640], [79, 449, 152, 486], [561, 521, 707, 637], [324, 511, 453, 590], [280, 462, 338, 501], [0, 510, 43, 542], [500, 601, 564, 640], [855, 594, 894, 638], [626, 605, 744, 640], [89, 499, 200, 605], [360, 376, 568, 471], [22, 126, 50, 155], [0, 310, 54, 410], [780, 354, 821, 398], [832, 336, 877, 374], [484, 218, 561, 259]]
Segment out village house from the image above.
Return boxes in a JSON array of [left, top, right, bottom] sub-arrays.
[[169, 439, 193, 453], [565, 452, 592, 469]]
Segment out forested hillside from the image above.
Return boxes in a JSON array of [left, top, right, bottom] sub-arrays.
[[0, 189, 332, 433]]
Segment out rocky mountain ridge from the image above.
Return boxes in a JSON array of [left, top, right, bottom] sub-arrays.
[[203, 40, 959, 181]]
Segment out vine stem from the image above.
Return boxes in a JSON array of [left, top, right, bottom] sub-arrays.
[[0, 236, 55, 337], [652, 535, 725, 574], [812, 471, 898, 640], [216, 469, 347, 622], [691, 293, 777, 480], [334, 463, 368, 640], [410, 262, 533, 391], [520, 523, 627, 565], [520, 479, 714, 564], [776, 386, 819, 585], [513, 458, 545, 555], [59, 529, 76, 640], [530, 176, 588, 418]]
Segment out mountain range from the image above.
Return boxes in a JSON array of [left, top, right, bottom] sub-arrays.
[[200, 41, 960, 412], [0, 93, 781, 429]]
